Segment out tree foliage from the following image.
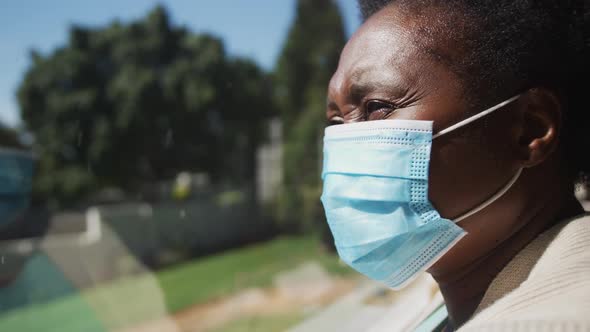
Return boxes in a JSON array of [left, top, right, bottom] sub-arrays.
[[17, 6, 273, 207], [274, 0, 346, 231], [0, 124, 23, 149]]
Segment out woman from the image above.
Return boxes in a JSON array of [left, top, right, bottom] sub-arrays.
[[321, 0, 588, 330]]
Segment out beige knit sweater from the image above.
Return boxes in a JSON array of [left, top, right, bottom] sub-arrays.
[[459, 214, 590, 331]]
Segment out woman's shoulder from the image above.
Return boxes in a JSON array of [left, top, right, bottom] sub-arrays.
[[532, 214, 590, 273], [459, 214, 590, 331]]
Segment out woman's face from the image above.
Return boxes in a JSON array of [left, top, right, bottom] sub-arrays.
[[326, 6, 526, 274]]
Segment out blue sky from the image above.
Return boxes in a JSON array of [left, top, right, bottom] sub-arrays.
[[0, 0, 362, 127]]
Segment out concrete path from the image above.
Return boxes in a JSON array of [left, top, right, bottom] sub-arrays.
[[288, 274, 441, 332]]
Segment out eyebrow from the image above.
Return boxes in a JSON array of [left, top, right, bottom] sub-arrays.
[[327, 66, 412, 107], [326, 81, 383, 108], [349, 78, 408, 104], [327, 100, 339, 110], [349, 81, 385, 101], [326, 81, 408, 112]]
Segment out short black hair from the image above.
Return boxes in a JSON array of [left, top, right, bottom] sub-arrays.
[[357, 0, 588, 180]]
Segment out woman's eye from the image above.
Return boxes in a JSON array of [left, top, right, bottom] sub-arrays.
[[327, 116, 344, 126], [366, 100, 393, 114]]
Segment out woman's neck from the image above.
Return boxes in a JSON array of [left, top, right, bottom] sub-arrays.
[[432, 185, 583, 329]]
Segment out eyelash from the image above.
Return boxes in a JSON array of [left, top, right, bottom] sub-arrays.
[[364, 99, 398, 120], [327, 99, 401, 126], [366, 100, 394, 113], [327, 119, 343, 126]]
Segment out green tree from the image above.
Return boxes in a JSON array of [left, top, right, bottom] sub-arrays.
[[0, 124, 24, 149], [274, 0, 346, 231], [17, 6, 273, 208]]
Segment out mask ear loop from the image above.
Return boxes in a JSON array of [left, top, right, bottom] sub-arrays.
[[432, 95, 521, 139], [453, 167, 523, 223], [429, 94, 523, 223]]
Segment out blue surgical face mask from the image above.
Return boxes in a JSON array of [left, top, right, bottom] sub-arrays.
[[320, 95, 521, 289], [0, 148, 34, 228]]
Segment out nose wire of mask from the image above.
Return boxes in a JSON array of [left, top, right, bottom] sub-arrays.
[[320, 94, 522, 289]]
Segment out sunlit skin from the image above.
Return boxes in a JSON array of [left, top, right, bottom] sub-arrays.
[[326, 5, 583, 328]]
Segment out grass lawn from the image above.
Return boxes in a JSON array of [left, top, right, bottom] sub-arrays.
[[0, 235, 352, 332], [158, 234, 352, 312]]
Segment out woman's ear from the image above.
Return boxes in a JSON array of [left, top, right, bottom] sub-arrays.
[[517, 88, 562, 168]]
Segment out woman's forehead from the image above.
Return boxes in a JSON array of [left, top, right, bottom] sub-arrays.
[[341, 9, 418, 69], [330, 7, 456, 99]]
